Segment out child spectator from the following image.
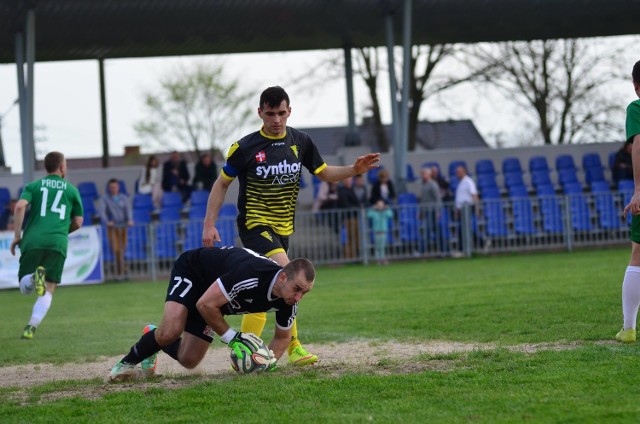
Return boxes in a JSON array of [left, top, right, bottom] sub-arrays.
[[367, 199, 393, 265]]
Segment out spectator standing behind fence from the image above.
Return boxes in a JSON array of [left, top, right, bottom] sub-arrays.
[[453, 165, 487, 256], [138, 155, 163, 209], [192, 152, 218, 191], [368, 200, 393, 265], [99, 178, 134, 281], [352, 174, 368, 207], [420, 168, 442, 252], [613, 143, 634, 185], [369, 168, 396, 205], [162, 151, 191, 203], [431, 166, 452, 202], [337, 177, 361, 259]]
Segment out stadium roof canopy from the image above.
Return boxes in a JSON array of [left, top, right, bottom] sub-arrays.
[[0, 0, 639, 64]]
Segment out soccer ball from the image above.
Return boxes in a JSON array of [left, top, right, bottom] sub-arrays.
[[229, 334, 272, 374], [19, 278, 34, 295]]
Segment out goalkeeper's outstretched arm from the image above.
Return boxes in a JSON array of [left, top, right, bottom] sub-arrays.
[[269, 327, 291, 360]]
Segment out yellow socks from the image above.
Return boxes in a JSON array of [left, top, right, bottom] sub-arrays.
[[240, 312, 267, 336]]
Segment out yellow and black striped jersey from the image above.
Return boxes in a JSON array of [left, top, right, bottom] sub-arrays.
[[222, 127, 326, 236]]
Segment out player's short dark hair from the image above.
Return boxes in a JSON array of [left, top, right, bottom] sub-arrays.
[[259, 86, 290, 109], [633, 60, 640, 85], [107, 178, 119, 185], [283, 258, 315, 284], [44, 151, 65, 173]]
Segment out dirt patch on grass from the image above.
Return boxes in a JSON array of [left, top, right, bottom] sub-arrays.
[[0, 339, 612, 401]]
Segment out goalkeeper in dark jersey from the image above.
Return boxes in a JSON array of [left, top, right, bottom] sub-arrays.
[[109, 246, 315, 381], [202, 86, 380, 366]]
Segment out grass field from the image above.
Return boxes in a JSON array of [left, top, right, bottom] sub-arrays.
[[1, 247, 639, 423]]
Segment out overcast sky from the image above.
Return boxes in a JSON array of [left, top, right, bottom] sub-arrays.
[[0, 35, 638, 174]]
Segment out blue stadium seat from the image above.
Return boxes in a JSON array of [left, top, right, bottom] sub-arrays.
[[557, 169, 579, 188], [397, 193, 420, 242], [217, 203, 238, 246], [582, 152, 603, 170], [476, 174, 499, 193], [188, 205, 207, 220], [475, 159, 496, 176], [509, 185, 536, 235], [537, 185, 563, 234], [529, 156, 550, 173], [161, 191, 183, 209], [609, 151, 617, 171], [564, 182, 591, 232], [132, 193, 153, 212], [502, 157, 523, 175], [183, 220, 204, 251], [531, 170, 553, 189], [503, 172, 526, 191], [125, 225, 148, 260], [591, 182, 621, 230], [77, 181, 99, 200], [0, 186, 11, 208], [555, 154, 577, 172], [81, 196, 96, 225], [155, 221, 179, 259], [618, 179, 634, 192], [133, 208, 152, 224], [367, 166, 382, 185], [190, 190, 209, 206], [584, 167, 606, 187], [481, 192, 508, 237]]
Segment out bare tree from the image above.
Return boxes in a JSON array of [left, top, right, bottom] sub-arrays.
[[134, 62, 254, 159], [468, 38, 627, 145]]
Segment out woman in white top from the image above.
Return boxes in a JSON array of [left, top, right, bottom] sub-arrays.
[[138, 155, 163, 209]]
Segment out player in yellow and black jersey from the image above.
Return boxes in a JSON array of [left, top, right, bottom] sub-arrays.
[[203, 86, 380, 366]]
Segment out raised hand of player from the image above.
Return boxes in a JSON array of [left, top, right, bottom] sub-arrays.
[[202, 225, 221, 247], [352, 153, 381, 175]]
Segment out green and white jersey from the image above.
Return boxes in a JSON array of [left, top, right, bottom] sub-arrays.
[[626, 99, 640, 143], [19, 175, 83, 257]]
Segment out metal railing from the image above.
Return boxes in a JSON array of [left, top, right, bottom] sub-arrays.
[[100, 190, 632, 280]]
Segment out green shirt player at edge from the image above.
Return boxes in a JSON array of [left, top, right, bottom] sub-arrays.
[[10, 151, 84, 340], [202, 86, 380, 366], [616, 60, 640, 343]]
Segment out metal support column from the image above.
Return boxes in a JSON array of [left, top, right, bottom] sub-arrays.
[[384, 9, 401, 177], [15, 8, 36, 185], [397, 0, 413, 194], [99, 59, 110, 168], [343, 46, 360, 147]]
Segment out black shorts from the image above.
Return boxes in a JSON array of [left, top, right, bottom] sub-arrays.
[[166, 255, 215, 343], [239, 225, 289, 258]]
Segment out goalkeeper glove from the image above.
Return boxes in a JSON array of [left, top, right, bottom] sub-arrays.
[[227, 332, 264, 359], [267, 350, 278, 372]]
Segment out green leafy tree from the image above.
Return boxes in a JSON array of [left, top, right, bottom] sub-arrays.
[[134, 62, 253, 158]]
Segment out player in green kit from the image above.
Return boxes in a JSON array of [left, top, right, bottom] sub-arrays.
[[10, 151, 84, 339], [617, 60, 640, 343]]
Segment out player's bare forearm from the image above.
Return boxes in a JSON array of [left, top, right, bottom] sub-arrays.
[[69, 217, 83, 234], [203, 177, 231, 246], [268, 330, 290, 360], [196, 282, 232, 337], [318, 153, 380, 182]]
